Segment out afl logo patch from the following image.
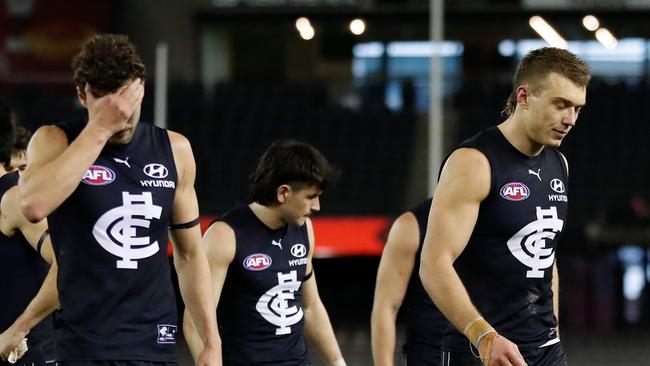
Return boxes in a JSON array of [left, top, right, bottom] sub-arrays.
[[243, 253, 272, 271], [500, 182, 530, 201], [143, 163, 169, 179], [82, 165, 116, 185]]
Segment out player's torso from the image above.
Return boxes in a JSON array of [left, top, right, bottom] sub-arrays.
[[51, 122, 177, 278], [218, 205, 310, 365], [449, 127, 568, 349], [48, 121, 180, 361]]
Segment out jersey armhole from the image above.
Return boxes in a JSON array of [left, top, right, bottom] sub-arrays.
[[558, 151, 569, 177]]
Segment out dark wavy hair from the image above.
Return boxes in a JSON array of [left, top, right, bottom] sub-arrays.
[[13, 126, 31, 152], [503, 47, 591, 117], [250, 139, 339, 206], [0, 99, 16, 166], [71, 34, 146, 97]]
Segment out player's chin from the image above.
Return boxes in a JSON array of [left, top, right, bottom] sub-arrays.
[[294, 217, 308, 226], [545, 136, 563, 148], [109, 130, 134, 144]]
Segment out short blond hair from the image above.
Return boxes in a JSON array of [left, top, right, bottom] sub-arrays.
[[503, 47, 591, 116]]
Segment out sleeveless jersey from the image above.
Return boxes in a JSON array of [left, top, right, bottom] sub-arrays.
[[443, 127, 568, 352], [48, 120, 179, 361], [217, 204, 311, 365], [402, 198, 448, 359], [0, 172, 53, 363]]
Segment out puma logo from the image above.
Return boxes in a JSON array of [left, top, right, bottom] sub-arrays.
[[528, 168, 541, 181], [113, 157, 131, 168], [271, 239, 282, 250]]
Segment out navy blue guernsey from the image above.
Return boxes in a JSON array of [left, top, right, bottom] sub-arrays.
[[442, 127, 568, 352], [217, 204, 311, 366], [0, 172, 52, 363], [48, 120, 179, 361], [402, 198, 448, 360]]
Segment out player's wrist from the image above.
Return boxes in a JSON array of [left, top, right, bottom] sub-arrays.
[[463, 316, 496, 348], [80, 123, 114, 145], [328, 358, 346, 366], [11, 316, 33, 338], [477, 332, 497, 365]]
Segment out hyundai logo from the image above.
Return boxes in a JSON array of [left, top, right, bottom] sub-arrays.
[[550, 179, 565, 193], [143, 163, 169, 179], [290, 244, 307, 258]]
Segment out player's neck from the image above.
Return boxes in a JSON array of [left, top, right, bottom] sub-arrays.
[[498, 117, 544, 157], [249, 202, 286, 230], [0, 165, 8, 178]]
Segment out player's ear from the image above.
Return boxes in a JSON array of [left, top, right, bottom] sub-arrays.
[[276, 185, 291, 204], [76, 86, 87, 108], [516, 84, 530, 109]]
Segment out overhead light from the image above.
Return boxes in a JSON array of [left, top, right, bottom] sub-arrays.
[[582, 15, 600, 31], [295, 17, 315, 40], [595, 28, 617, 49], [295, 17, 311, 31], [529, 16, 568, 49], [299, 26, 315, 40], [498, 40, 516, 57], [349, 19, 366, 36]]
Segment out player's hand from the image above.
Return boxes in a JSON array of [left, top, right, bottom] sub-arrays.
[[194, 343, 222, 366], [479, 333, 527, 366], [85, 79, 144, 139], [0, 326, 28, 363]]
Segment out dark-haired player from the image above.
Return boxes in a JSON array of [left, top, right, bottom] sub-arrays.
[[184, 139, 346, 366]]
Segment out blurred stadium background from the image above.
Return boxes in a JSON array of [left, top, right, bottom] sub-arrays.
[[2, 0, 650, 364]]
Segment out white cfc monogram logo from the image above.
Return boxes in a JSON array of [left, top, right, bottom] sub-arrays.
[[93, 192, 163, 269], [256, 271, 303, 335], [507, 207, 563, 278]]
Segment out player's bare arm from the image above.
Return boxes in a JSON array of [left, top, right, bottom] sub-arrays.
[[419, 148, 526, 366], [167, 130, 221, 366], [183, 221, 235, 363], [20, 80, 144, 222], [302, 218, 345, 366], [552, 262, 560, 336], [371, 212, 419, 366]]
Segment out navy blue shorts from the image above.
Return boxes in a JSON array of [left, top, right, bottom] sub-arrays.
[[441, 342, 567, 366], [402, 350, 442, 366], [56, 362, 177, 366]]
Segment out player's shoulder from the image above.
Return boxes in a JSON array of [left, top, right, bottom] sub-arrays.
[[166, 130, 191, 150], [444, 147, 490, 177], [206, 219, 237, 242], [438, 148, 491, 201], [203, 220, 237, 262], [165, 130, 194, 172], [32, 124, 69, 145], [393, 211, 418, 232]]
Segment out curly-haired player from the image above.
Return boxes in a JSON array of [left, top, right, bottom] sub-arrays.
[[0, 34, 220, 366]]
